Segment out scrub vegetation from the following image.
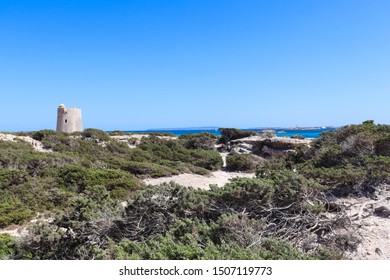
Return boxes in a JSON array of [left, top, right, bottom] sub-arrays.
[[0, 121, 389, 260]]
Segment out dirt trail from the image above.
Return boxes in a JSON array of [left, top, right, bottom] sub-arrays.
[[143, 170, 255, 189]]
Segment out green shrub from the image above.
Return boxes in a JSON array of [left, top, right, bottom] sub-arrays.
[[39, 133, 80, 151], [147, 132, 176, 137], [218, 128, 257, 144], [126, 148, 157, 162], [31, 130, 59, 141], [190, 150, 223, 171], [16, 185, 122, 260], [211, 177, 276, 208], [105, 140, 133, 155], [314, 145, 345, 168], [285, 121, 390, 195], [375, 135, 390, 156], [58, 165, 143, 199], [256, 157, 290, 179], [0, 195, 35, 227], [82, 128, 110, 142], [15, 176, 345, 259], [226, 154, 261, 172], [0, 169, 28, 188], [268, 170, 324, 206], [365, 157, 390, 179], [0, 234, 16, 259], [340, 132, 375, 158], [179, 133, 218, 150], [5, 124, 389, 260], [217, 172, 323, 214], [112, 234, 301, 260], [299, 163, 367, 192], [109, 130, 131, 136], [117, 161, 179, 178], [312, 248, 343, 260], [108, 218, 307, 260], [138, 136, 222, 171], [109, 183, 212, 242]]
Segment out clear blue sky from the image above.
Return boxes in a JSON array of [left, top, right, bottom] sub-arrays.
[[0, 0, 389, 131]]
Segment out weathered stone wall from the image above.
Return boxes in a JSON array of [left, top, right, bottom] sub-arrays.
[[56, 104, 83, 133]]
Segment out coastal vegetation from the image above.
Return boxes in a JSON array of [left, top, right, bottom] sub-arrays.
[[225, 154, 262, 172], [283, 120, 390, 195], [218, 128, 257, 144], [179, 132, 218, 150], [0, 121, 389, 260], [0, 130, 222, 229]]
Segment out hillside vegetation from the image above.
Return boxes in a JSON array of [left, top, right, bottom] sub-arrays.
[[0, 129, 222, 228], [0, 121, 389, 260]]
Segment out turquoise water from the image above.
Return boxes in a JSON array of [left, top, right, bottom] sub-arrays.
[[125, 128, 336, 139], [274, 128, 335, 138]]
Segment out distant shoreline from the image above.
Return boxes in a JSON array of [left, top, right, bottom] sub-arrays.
[[128, 126, 336, 132], [109, 127, 336, 138]]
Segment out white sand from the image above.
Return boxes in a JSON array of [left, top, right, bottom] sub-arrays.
[[143, 170, 255, 189], [0, 133, 51, 152], [342, 186, 390, 260]]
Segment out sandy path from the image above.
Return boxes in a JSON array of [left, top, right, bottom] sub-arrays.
[[0, 216, 53, 238], [220, 152, 228, 167], [0, 227, 28, 237], [342, 186, 390, 260], [143, 170, 255, 189]]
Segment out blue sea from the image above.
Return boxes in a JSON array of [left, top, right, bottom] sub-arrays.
[[274, 128, 336, 138], [125, 127, 336, 139]]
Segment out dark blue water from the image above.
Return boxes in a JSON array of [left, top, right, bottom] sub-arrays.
[[124, 127, 336, 139]]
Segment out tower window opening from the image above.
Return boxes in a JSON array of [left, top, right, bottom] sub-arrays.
[[65, 119, 68, 124]]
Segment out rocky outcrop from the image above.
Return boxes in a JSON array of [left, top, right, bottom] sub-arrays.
[[226, 136, 311, 158], [258, 129, 276, 138]]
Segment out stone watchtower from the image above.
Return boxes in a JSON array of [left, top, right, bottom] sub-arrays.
[[56, 104, 83, 133]]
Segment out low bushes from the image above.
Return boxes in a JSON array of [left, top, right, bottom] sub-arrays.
[[58, 165, 143, 199], [116, 161, 179, 178], [0, 234, 16, 259], [0, 130, 224, 228], [0, 195, 35, 227], [3, 121, 389, 259], [108, 220, 306, 260], [138, 136, 222, 172], [258, 121, 390, 197], [226, 154, 262, 172], [219, 128, 257, 144], [82, 128, 110, 142], [179, 133, 218, 150], [15, 173, 344, 260], [189, 150, 223, 171]]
